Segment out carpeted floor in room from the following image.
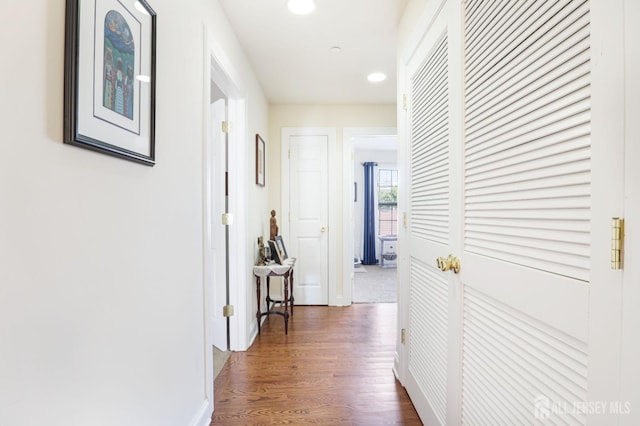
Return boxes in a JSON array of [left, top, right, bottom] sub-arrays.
[[353, 264, 397, 303], [213, 346, 231, 380]]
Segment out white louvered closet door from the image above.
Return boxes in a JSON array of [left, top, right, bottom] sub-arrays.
[[405, 2, 459, 424], [404, 0, 624, 424], [460, 0, 592, 423]]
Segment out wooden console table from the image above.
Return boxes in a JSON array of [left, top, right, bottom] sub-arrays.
[[253, 259, 296, 335]]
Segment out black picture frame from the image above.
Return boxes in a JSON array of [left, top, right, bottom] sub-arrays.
[[256, 134, 265, 186], [274, 235, 288, 260], [268, 240, 283, 264], [64, 0, 157, 166]]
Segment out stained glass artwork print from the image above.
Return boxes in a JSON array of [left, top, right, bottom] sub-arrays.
[[103, 10, 135, 120]]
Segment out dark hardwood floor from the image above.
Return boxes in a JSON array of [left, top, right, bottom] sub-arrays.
[[210, 303, 423, 425]]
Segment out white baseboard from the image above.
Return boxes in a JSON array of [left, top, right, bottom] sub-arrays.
[[189, 399, 212, 426], [393, 351, 402, 383]]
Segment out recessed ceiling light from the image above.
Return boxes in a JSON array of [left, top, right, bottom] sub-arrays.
[[329, 46, 342, 53], [367, 72, 387, 83], [287, 0, 316, 15]]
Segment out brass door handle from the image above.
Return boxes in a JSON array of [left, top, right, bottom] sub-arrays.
[[436, 255, 461, 274], [320, 227, 326, 233]]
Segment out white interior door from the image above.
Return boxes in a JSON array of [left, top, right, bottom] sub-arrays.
[[403, 0, 623, 424], [283, 131, 329, 305], [403, 7, 454, 423], [206, 94, 227, 351]]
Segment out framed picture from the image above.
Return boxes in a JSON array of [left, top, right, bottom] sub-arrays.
[[274, 235, 288, 260], [256, 134, 265, 186], [268, 240, 283, 264], [64, 0, 157, 166]]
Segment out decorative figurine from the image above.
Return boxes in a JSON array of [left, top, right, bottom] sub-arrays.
[[270, 209, 279, 240], [257, 236, 266, 266]]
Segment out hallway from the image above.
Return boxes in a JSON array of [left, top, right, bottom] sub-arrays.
[[210, 303, 421, 425]]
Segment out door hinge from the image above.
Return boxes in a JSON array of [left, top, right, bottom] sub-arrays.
[[221, 121, 232, 133], [611, 217, 625, 270], [401, 328, 406, 344], [222, 213, 234, 225], [402, 212, 407, 229], [288, 149, 291, 159], [402, 94, 408, 111], [223, 305, 234, 317]]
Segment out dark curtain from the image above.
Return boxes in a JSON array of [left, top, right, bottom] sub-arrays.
[[362, 162, 378, 265]]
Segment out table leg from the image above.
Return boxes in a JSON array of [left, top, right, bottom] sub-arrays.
[[289, 268, 294, 316], [266, 276, 271, 307], [256, 276, 261, 334], [283, 272, 290, 335]]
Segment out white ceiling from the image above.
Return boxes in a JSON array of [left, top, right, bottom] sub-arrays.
[[218, 0, 408, 105]]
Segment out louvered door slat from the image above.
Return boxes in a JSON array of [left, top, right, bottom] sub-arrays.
[[462, 288, 588, 425], [466, 216, 589, 233], [467, 3, 588, 120], [409, 260, 448, 424], [466, 0, 542, 77], [411, 34, 449, 245], [466, 32, 589, 130], [462, 0, 591, 420], [466, 1, 583, 90], [464, 7, 591, 283], [464, 0, 529, 63], [466, 95, 589, 152], [467, 60, 589, 138], [466, 151, 590, 190], [466, 124, 589, 172]]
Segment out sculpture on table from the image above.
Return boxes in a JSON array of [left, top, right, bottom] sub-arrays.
[[270, 209, 279, 240], [257, 236, 267, 266]]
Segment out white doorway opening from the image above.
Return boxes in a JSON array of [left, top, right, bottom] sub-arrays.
[[201, 26, 249, 419], [342, 128, 397, 305]]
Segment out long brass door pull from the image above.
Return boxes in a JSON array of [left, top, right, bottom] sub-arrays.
[[436, 255, 461, 274]]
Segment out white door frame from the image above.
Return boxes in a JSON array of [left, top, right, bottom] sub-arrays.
[[342, 127, 397, 307], [199, 25, 249, 424], [205, 30, 249, 352], [619, 0, 639, 421], [281, 127, 338, 305]]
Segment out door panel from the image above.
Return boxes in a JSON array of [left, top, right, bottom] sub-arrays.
[[288, 134, 329, 305], [461, 286, 588, 424], [207, 97, 227, 351], [403, 0, 621, 424], [408, 259, 448, 424], [405, 8, 451, 424], [459, 0, 592, 422], [463, 0, 591, 283]]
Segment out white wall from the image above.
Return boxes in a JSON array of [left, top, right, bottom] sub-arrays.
[[268, 105, 396, 301], [0, 1, 268, 424], [353, 150, 397, 261]]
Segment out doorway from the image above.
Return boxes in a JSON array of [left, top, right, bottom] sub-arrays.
[[207, 81, 229, 352], [342, 128, 398, 305], [203, 28, 249, 419]]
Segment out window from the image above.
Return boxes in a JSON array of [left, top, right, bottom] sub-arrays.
[[378, 169, 398, 236]]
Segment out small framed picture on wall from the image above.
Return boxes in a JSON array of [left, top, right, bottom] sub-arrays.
[[64, 0, 157, 165], [256, 134, 265, 186]]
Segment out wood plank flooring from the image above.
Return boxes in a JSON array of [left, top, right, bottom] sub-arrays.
[[210, 303, 423, 425]]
